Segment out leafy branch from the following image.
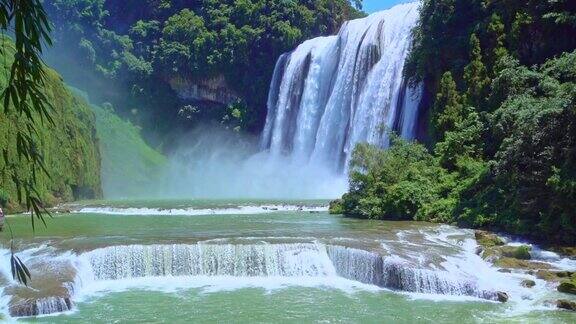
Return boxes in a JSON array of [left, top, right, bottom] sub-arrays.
[[0, 0, 53, 285]]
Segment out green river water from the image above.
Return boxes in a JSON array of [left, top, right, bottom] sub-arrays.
[[0, 200, 574, 323]]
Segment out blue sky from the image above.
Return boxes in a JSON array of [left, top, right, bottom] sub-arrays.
[[362, 0, 411, 13]]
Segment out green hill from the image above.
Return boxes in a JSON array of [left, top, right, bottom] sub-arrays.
[[71, 89, 167, 198], [0, 38, 102, 211]]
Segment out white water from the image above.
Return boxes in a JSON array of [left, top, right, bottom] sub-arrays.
[[75, 205, 328, 216], [70, 241, 507, 302], [161, 127, 348, 200], [261, 2, 423, 171], [5, 224, 571, 318]]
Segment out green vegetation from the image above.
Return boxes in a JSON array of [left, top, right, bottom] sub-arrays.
[[72, 89, 167, 198], [43, 0, 364, 140], [0, 39, 102, 211], [1, 0, 58, 285], [338, 0, 576, 246]]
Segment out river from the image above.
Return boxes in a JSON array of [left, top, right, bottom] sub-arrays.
[[0, 200, 574, 322]]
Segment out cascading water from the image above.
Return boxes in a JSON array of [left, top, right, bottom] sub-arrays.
[[261, 2, 423, 171], [4, 222, 573, 318], [75, 243, 500, 302]]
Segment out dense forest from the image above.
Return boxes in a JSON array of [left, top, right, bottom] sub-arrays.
[[334, 0, 576, 245], [42, 0, 363, 145], [4, 0, 575, 244]]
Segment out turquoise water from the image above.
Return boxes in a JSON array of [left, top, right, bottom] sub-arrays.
[[1, 200, 574, 323]]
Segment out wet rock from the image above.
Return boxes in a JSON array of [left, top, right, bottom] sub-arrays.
[[9, 297, 73, 317], [557, 299, 576, 311], [557, 281, 576, 295], [496, 291, 509, 303], [521, 279, 536, 288], [494, 257, 551, 270], [475, 246, 483, 256], [537, 270, 575, 282], [474, 231, 505, 247], [498, 268, 512, 273], [501, 245, 531, 260]]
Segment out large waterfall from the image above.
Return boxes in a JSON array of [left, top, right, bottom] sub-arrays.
[[261, 2, 423, 171]]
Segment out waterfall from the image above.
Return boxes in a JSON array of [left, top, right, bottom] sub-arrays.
[[79, 243, 497, 300], [261, 2, 422, 171], [84, 243, 336, 279], [3, 242, 509, 317]]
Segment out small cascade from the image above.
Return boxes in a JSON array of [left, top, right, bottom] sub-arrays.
[[327, 246, 384, 286], [325, 246, 497, 300], [261, 2, 423, 171], [381, 259, 496, 299], [2, 240, 513, 318], [83, 243, 336, 280], [9, 296, 72, 317], [79, 243, 498, 301]]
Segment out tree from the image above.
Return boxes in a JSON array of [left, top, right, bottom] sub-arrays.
[[487, 13, 508, 74], [433, 72, 463, 139], [0, 0, 53, 284], [463, 34, 490, 108]]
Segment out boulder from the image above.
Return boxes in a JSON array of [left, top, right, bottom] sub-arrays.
[[521, 279, 536, 288], [537, 270, 574, 282], [474, 231, 505, 247], [557, 299, 576, 311], [558, 281, 576, 295], [494, 257, 551, 270], [496, 291, 509, 303], [501, 245, 531, 260]]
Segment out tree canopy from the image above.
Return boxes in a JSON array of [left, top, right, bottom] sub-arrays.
[[336, 0, 576, 246], [42, 0, 364, 141]]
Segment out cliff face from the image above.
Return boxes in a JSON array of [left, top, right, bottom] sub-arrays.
[[168, 75, 240, 105], [0, 38, 102, 210]]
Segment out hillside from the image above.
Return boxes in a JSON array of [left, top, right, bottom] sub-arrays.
[[71, 89, 167, 198], [0, 38, 102, 211]]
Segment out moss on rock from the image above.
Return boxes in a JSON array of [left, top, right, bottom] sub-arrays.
[[557, 299, 576, 311], [536, 270, 574, 282], [558, 280, 576, 295], [475, 230, 505, 247], [493, 257, 551, 270], [501, 245, 531, 260], [521, 279, 536, 288]]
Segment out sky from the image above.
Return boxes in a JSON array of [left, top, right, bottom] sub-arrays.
[[362, 0, 412, 13]]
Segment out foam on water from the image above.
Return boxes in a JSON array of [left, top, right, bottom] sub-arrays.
[[1, 225, 573, 319], [75, 205, 328, 216]]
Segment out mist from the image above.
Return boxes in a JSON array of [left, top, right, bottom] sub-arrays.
[[156, 126, 347, 200]]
